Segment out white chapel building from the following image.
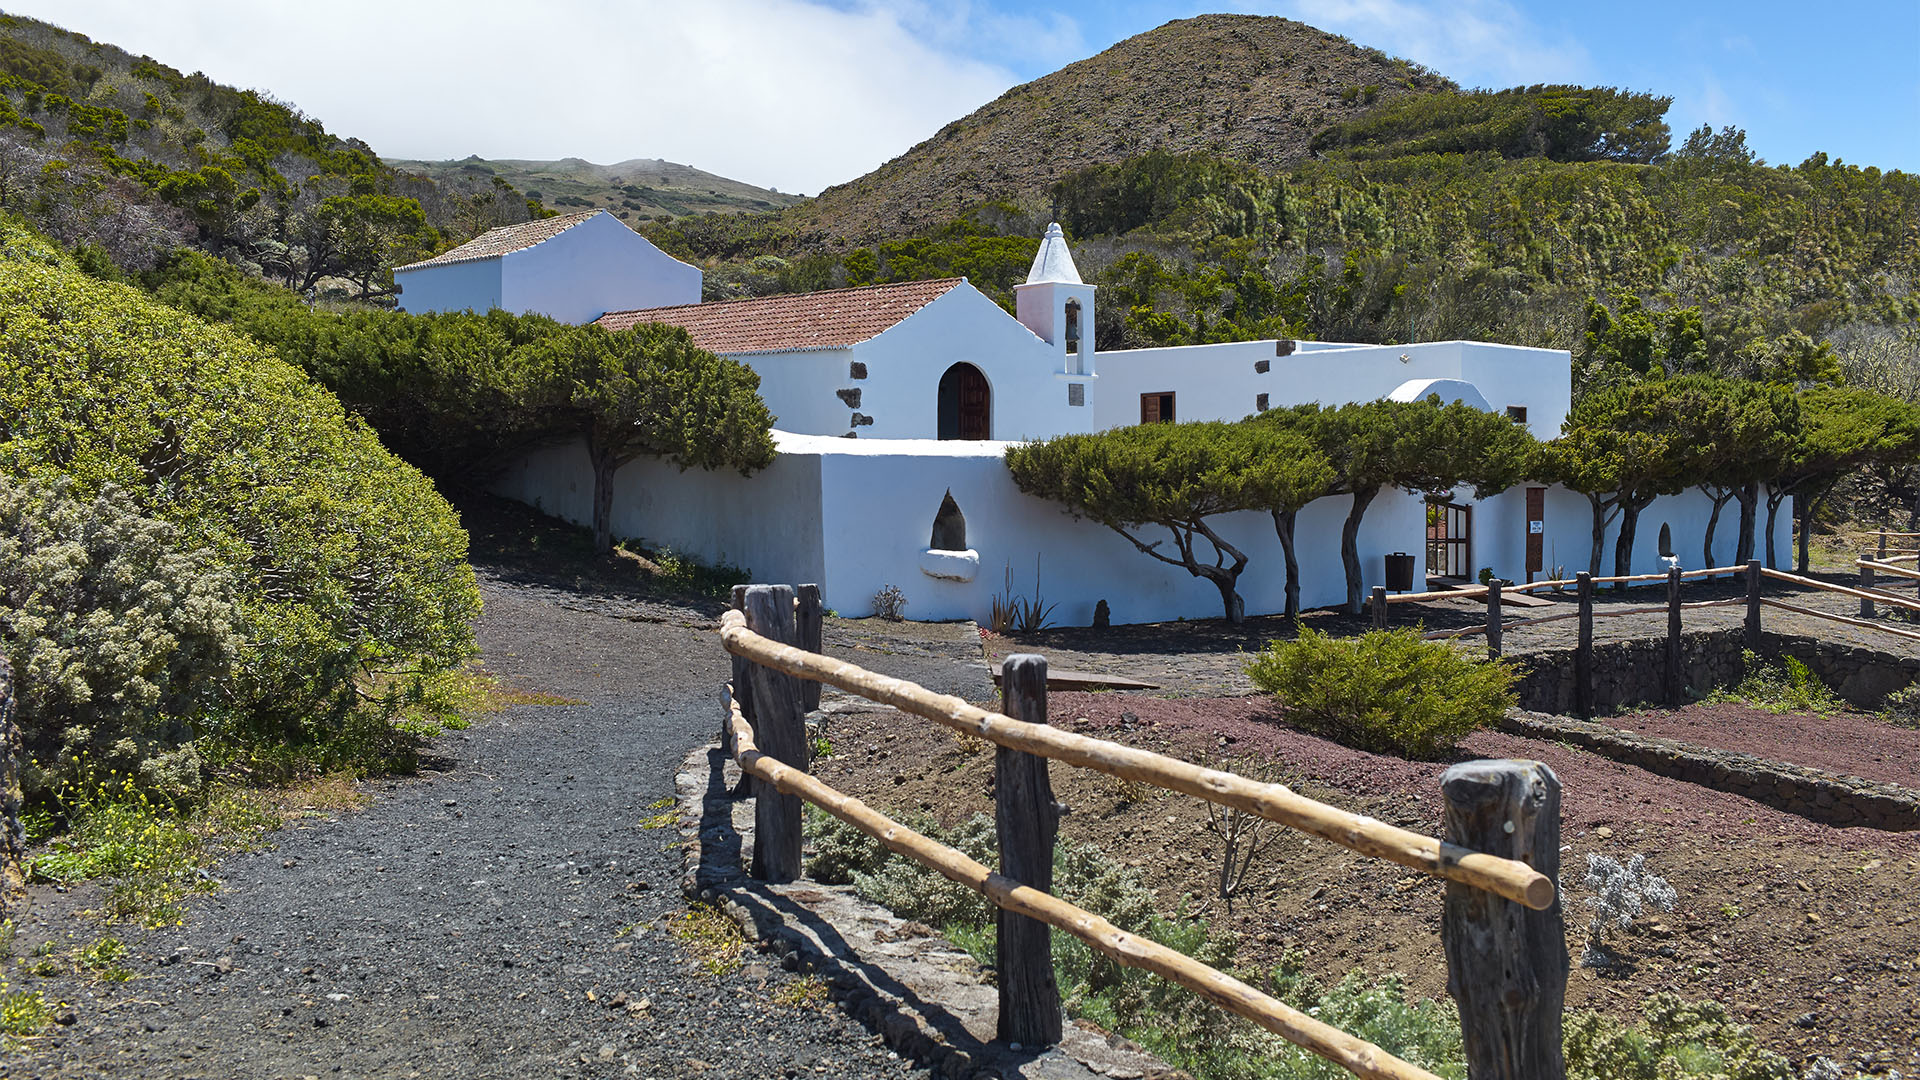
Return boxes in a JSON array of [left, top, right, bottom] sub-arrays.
[[402, 210, 1784, 622]]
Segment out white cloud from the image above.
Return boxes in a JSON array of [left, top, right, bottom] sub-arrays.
[[6, 0, 1024, 193], [1231, 0, 1592, 89], [848, 0, 1086, 70]]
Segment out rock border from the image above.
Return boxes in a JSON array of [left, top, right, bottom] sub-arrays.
[[675, 734, 1185, 1080], [1500, 710, 1920, 831]]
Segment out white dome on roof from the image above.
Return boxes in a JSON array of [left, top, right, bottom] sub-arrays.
[[1025, 223, 1082, 285], [1387, 377, 1492, 412]]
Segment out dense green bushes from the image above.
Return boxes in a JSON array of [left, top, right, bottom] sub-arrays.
[[0, 224, 481, 793], [0, 477, 238, 792], [1244, 629, 1517, 758]]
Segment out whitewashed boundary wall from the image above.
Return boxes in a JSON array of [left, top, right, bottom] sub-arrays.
[[492, 432, 1791, 624], [1092, 340, 1572, 440]]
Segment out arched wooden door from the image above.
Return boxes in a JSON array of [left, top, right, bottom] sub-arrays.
[[937, 363, 991, 440]]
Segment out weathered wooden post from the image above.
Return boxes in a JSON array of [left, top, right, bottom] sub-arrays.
[[1745, 559, 1763, 651], [0, 652, 23, 918], [726, 585, 757, 797], [1371, 586, 1388, 631], [1861, 556, 1876, 620], [1440, 759, 1568, 1080], [996, 654, 1062, 1047], [796, 584, 824, 711], [1574, 572, 1593, 718], [1486, 580, 1503, 658], [1665, 566, 1684, 705], [744, 585, 809, 883]]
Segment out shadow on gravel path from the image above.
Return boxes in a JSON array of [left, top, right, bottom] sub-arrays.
[[10, 571, 935, 1080]]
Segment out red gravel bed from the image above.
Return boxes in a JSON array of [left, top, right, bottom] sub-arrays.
[[1604, 703, 1920, 790], [1048, 692, 1920, 852]]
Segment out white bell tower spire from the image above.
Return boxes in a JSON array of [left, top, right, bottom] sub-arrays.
[[1014, 223, 1097, 376]]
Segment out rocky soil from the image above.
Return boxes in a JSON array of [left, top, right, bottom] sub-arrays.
[[810, 693, 1920, 1075]]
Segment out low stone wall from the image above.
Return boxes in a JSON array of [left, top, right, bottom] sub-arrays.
[[1499, 710, 1920, 831], [1510, 628, 1918, 715]]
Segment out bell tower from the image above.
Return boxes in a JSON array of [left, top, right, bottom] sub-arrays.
[[1014, 223, 1097, 375]]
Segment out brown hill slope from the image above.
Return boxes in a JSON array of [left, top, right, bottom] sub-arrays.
[[788, 14, 1452, 244]]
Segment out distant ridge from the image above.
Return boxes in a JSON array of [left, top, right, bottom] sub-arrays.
[[786, 14, 1453, 244], [390, 156, 803, 224]]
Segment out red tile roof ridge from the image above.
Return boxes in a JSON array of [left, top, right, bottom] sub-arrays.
[[397, 210, 602, 270], [596, 277, 967, 356]]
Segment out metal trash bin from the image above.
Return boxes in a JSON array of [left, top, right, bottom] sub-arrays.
[[1384, 552, 1416, 593]]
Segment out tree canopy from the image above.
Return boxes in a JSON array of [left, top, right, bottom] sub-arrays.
[[1005, 421, 1331, 622]]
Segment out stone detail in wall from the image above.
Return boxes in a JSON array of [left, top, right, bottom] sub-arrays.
[[1092, 599, 1110, 628], [1508, 627, 1918, 716], [836, 388, 863, 408], [1254, 359, 1270, 374], [850, 413, 873, 427], [849, 362, 868, 380], [1500, 710, 1920, 831], [930, 490, 966, 551]]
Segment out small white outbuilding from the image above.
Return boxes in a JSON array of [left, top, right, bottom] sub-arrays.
[[393, 210, 701, 324]]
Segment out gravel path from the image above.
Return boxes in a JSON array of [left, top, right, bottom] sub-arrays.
[[7, 572, 935, 1080]]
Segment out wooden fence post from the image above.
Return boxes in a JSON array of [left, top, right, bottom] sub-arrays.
[[1745, 559, 1763, 651], [744, 585, 808, 883], [1665, 566, 1684, 705], [1486, 580, 1503, 658], [1861, 556, 1876, 620], [1574, 573, 1593, 719], [1371, 586, 1388, 631], [726, 585, 756, 797], [996, 654, 1062, 1047], [1440, 759, 1567, 1080], [796, 584, 824, 711]]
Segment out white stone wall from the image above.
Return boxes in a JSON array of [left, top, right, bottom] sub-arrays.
[[737, 284, 1096, 442], [393, 257, 502, 316], [502, 213, 701, 324], [1090, 339, 1571, 439]]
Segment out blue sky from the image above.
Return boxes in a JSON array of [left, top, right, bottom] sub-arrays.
[[10, 1, 1917, 191]]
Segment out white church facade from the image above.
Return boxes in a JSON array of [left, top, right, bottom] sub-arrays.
[[403, 210, 1787, 622]]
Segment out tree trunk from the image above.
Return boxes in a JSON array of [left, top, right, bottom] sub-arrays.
[[1341, 487, 1379, 614], [1612, 500, 1643, 589], [1735, 483, 1758, 566], [1700, 490, 1731, 570], [590, 444, 618, 555], [1586, 494, 1608, 578], [1764, 490, 1788, 569], [1271, 509, 1301, 620], [1798, 493, 1825, 574]]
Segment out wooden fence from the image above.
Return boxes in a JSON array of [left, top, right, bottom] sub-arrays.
[[719, 584, 1567, 1080], [1370, 560, 1920, 717]]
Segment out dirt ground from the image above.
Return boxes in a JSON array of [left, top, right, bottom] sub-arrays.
[[809, 692, 1920, 1076]]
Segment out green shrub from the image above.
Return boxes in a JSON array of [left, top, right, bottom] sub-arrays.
[[1885, 682, 1920, 729], [0, 476, 239, 791], [1709, 650, 1844, 715], [1564, 992, 1794, 1080], [0, 221, 480, 787], [1243, 628, 1517, 757]]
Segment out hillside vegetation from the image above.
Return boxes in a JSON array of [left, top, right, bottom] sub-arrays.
[[389, 156, 801, 226], [0, 12, 548, 294], [774, 14, 1454, 245]]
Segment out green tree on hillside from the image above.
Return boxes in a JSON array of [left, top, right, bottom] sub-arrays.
[[1690, 379, 1798, 568], [1539, 381, 1706, 582]]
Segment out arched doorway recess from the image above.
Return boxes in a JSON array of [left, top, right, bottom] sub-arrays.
[[937, 363, 991, 440]]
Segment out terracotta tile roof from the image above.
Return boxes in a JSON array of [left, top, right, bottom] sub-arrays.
[[596, 278, 965, 356], [396, 210, 602, 270]]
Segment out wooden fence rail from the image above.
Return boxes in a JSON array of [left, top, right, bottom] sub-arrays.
[[718, 585, 1567, 1080], [1373, 561, 1920, 717]]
